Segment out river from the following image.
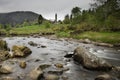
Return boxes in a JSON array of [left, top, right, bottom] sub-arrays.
[[0, 36, 120, 80]]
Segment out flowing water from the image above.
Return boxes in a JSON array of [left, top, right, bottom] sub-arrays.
[[0, 36, 120, 80]]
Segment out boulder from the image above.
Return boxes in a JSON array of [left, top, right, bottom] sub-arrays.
[[54, 63, 63, 68], [19, 61, 27, 68], [28, 41, 38, 46], [0, 65, 12, 74], [95, 74, 114, 80], [44, 74, 59, 80], [12, 45, 32, 57], [73, 47, 112, 71], [0, 39, 9, 50], [29, 67, 43, 80], [38, 64, 51, 70], [0, 77, 15, 80], [0, 50, 10, 61], [41, 45, 47, 48]]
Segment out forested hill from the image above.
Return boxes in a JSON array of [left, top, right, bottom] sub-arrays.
[[0, 11, 39, 26]]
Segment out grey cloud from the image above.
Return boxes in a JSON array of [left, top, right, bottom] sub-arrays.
[[0, 0, 92, 20]]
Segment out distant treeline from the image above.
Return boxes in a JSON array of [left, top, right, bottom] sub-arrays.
[[63, 0, 120, 32]]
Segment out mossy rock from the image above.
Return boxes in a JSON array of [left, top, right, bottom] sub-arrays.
[[0, 40, 9, 51], [12, 45, 32, 57], [0, 50, 10, 61]]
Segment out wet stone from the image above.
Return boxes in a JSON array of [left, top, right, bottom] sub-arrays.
[[0, 65, 12, 74], [95, 74, 114, 80], [0, 39, 9, 51], [0, 77, 15, 80], [0, 50, 10, 61], [12, 45, 32, 57], [29, 67, 43, 80], [41, 45, 47, 48], [38, 64, 51, 70], [54, 63, 64, 68], [28, 41, 38, 46], [19, 61, 27, 69], [44, 74, 59, 80]]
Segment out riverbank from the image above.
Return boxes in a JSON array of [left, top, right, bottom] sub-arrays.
[[0, 24, 120, 45]]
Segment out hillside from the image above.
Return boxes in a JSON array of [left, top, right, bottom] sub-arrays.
[[0, 11, 39, 26]]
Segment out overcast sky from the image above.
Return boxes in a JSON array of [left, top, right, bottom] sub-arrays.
[[0, 0, 92, 20]]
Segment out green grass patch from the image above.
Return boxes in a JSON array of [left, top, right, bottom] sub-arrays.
[[56, 31, 70, 38], [10, 24, 54, 35], [72, 31, 120, 44]]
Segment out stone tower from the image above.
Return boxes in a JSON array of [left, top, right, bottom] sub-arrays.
[[55, 13, 57, 23]]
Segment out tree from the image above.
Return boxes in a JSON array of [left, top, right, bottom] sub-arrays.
[[38, 15, 43, 24], [71, 7, 81, 18], [63, 14, 70, 24]]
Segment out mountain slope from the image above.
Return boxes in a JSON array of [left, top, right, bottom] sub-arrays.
[[0, 11, 39, 26]]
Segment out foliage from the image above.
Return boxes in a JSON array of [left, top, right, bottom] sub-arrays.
[[63, 14, 70, 24], [43, 21, 51, 28], [63, 0, 120, 32], [71, 7, 81, 17]]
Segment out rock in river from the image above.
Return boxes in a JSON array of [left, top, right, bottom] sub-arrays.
[[54, 63, 64, 68], [28, 41, 38, 46], [12, 45, 32, 57], [95, 74, 114, 80], [0, 39, 9, 51], [19, 61, 27, 69], [0, 65, 12, 74], [44, 74, 59, 80], [73, 47, 112, 71], [29, 67, 43, 80], [0, 50, 10, 61], [0, 76, 15, 80]]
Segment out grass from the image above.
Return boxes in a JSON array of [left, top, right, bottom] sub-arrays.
[[71, 31, 120, 44], [10, 24, 54, 35], [56, 31, 70, 38], [1, 23, 120, 44]]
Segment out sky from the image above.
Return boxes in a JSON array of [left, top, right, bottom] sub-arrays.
[[0, 0, 92, 20]]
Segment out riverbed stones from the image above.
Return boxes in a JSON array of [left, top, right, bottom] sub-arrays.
[[54, 63, 63, 68], [19, 61, 27, 68], [95, 74, 113, 80], [0, 39, 9, 50], [28, 41, 38, 46], [0, 65, 12, 74], [12, 45, 32, 57], [29, 67, 43, 80], [73, 47, 112, 71], [41, 45, 47, 48], [38, 64, 51, 70], [44, 74, 59, 80], [0, 77, 15, 80], [0, 50, 10, 61]]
